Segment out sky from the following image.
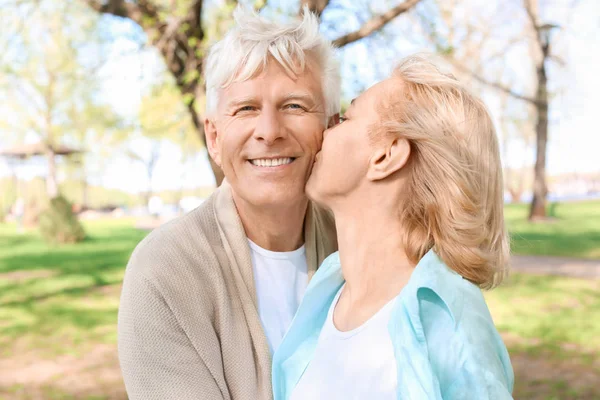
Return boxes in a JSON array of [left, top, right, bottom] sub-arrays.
[[0, 0, 598, 194]]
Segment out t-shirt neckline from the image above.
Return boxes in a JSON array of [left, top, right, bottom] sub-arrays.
[[248, 239, 306, 259], [326, 284, 397, 339]]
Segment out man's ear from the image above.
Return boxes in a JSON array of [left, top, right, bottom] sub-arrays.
[[204, 118, 221, 167], [327, 113, 340, 128], [366, 137, 411, 181]]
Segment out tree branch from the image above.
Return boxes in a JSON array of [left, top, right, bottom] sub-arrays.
[[83, 0, 159, 26], [523, 0, 546, 54], [189, 0, 203, 33], [300, 0, 331, 18], [332, 0, 422, 47], [449, 60, 545, 106]]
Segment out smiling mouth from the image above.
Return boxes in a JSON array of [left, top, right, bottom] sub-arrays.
[[248, 157, 296, 167]]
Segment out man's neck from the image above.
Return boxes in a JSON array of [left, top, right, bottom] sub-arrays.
[[233, 193, 308, 252]]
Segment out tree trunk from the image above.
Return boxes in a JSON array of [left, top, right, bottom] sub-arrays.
[[186, 101, 224, 186], [529, 61, 549, 220], [145, 143, 161, 213], [46, 150, 59, 198], [81, 177, 89, 209], [508, 187, 524, 203]]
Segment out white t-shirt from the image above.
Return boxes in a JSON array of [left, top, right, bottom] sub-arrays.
[[249, 239, 308, 355], [290, 285, 398, 400]]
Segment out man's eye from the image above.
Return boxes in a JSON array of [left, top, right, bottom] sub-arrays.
[[285, 103, 305, 110], [237, 106, 255, 113], [339, 116, 347, 123]]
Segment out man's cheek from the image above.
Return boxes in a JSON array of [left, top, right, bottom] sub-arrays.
[[220, 139, 235, 163]]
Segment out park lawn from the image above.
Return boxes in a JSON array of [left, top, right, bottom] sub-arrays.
[[506, 200, 600, 259], [485, 273, 600, 399], [0, 219, 147, 399], [0, 200, 599, 399], [0, 218, 147, 359]]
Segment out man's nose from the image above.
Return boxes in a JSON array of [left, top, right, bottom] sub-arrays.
[[253, 108, 286, 144]]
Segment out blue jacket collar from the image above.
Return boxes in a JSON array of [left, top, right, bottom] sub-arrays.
[[311, 249, 464, 332]]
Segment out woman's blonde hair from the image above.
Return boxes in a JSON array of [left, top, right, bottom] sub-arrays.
[[375, 55, 509, 289]]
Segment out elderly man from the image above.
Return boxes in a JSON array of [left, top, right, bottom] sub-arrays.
[[117, 7, 340, 400]]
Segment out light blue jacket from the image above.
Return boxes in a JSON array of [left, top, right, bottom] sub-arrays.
[[272, 250, 514, 399]]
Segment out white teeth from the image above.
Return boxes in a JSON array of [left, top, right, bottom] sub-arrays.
[[250, 158, 293, 167]]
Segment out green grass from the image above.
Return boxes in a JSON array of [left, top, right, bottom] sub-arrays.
[[0, 200, 599, 399], [486, 272, 600, 359], [506, 200, 600, 259], [0, 219, 147, 358], [485, 273, 600, 399]]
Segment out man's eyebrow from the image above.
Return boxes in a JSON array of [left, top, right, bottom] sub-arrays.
[[226, 96, 257, 109], [281, 92, 317, 104], [350, 98, 356, 105]]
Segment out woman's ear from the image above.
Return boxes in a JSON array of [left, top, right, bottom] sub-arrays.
[[204, 118, 221, 167], [366, 137, 411, 181]]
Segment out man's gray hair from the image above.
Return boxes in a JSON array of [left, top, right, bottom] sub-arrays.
[[204, 7, 341, 120]]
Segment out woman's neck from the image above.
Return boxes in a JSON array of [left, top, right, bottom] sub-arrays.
[[331, 204, 416, 331]]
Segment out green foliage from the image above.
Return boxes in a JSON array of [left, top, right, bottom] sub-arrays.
[[0, 0, 125, 200], [182, 92, 195, 106], [38, 196, 86, 244], [183, 68, 200, 85], [59, 181, 143, 208]]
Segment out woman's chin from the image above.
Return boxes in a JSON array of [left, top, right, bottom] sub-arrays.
[[305, 175, 322, 203]]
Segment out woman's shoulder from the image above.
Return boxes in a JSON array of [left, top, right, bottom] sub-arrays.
[[392, 250, 513, 396], [400, 249, 500, 332]]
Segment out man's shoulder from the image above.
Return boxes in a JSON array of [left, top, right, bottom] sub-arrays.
[[126, 194, 223, 280]]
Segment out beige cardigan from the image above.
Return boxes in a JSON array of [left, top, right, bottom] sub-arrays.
[[118, 182, 337, 400]]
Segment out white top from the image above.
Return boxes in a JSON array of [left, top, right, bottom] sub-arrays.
[[290, 285, 398, 400], [249, 239, 308, 355]]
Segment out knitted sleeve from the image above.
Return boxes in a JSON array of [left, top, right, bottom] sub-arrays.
[[118, 259, 225, 400]]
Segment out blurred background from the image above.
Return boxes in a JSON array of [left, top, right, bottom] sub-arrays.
[[0, 0, 598, 399]]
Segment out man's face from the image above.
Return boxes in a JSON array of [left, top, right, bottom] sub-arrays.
[[205, 59, 327, 209]]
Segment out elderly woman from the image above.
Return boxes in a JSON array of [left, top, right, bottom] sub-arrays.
[[272, 56, 514, 400]]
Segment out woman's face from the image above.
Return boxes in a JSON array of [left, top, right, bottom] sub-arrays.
[[306, 80, 393, 206]]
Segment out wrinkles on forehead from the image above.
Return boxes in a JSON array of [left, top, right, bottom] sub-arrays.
[[223, 91, 323, 114], [218, 57, 326, 116]]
